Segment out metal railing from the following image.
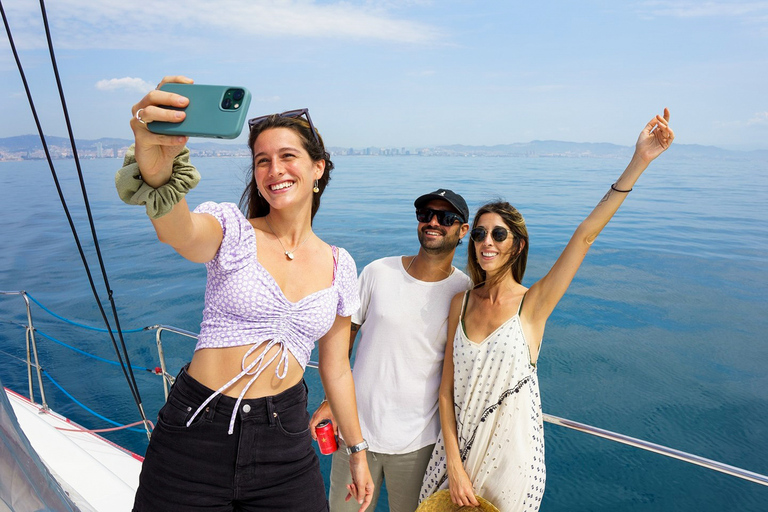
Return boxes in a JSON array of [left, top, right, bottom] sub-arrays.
[[144, 323, 319, 401], [1, 290, 48, 409], [143, 324, 199, 400], [543, 414, 768, 486], [1, 290, 766, 488]]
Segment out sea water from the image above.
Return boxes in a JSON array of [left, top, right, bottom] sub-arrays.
[[0, 151, 766, 511]]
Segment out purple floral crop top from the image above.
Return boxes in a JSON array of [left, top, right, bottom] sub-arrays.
[[188, 202, 360, 433]]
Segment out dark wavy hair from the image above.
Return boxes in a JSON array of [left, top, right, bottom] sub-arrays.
[[239, 115, 334, 221], [467, 201, 529, 288]]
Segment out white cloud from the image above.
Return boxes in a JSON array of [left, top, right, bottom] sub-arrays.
[[95, 77, 154, 93], [640, 1, 768, 19], [747, 111, 768, 125], [4, 0, 443, 51], [713, 112, 768, 129]]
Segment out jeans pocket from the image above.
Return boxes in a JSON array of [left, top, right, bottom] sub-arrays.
[[156, 392, 206, 432], [274, 400, 311, 438]]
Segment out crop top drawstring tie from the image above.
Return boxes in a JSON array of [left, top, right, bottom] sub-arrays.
[[188, 202, 360, 435], [187, 337, 291, 434]]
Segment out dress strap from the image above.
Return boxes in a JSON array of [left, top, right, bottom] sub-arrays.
[[517, 291, 527, 316], [331, 246, 339, 285], [459, 291, 470, 333], [460, 291, 470, 320]]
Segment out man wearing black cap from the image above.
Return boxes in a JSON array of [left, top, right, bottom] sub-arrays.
[[311, 189, 472, 512]]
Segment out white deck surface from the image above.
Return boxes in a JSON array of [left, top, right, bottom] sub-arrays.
[[5, 388, 142, 512]]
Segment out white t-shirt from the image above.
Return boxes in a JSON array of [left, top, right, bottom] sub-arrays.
[[351, 256, 472, 454]]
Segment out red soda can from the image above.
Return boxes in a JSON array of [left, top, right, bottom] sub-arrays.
[[315, 419, 338, 454]]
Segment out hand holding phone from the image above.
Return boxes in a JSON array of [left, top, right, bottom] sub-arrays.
[[148, 83, 252, 139]]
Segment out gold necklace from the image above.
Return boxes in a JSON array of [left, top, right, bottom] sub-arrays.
[[405, 255, 455, 276], [264, 217, 313, 261], [405, 255, 417, 272]]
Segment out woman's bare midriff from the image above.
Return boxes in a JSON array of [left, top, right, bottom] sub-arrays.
[[187, 342, 305, 399]]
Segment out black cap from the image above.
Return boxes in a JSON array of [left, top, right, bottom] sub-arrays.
[[414, 189, 469, 223]]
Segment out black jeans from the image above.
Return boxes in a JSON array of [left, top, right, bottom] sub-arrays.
[[133, 367, 327, 512]]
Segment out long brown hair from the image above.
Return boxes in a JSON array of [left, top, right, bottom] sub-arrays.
[[467, 201, 529, 288], [239, 115, 334, 221]]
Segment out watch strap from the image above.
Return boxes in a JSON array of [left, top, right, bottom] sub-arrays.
[[345, 439, 369, 455]]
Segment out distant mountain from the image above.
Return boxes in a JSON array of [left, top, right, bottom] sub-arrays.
[[0, 135, 136, 152], [431, 140, 633, 158], [0, 135, 250, 160], [1, 135, 766, 161], [431, 141, 768, 161], [0, 135, 242, 152]]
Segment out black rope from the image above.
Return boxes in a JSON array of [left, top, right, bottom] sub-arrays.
[[36, 0, 147, 425], [0, 0, 150, 436]]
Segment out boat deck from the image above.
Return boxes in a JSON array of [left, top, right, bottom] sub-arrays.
[[5, 388, 142, 512]]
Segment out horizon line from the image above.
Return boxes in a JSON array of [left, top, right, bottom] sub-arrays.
[[2, 134, 767, 153]]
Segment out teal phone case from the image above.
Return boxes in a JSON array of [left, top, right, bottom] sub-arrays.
[[148, 83, 252, 139]]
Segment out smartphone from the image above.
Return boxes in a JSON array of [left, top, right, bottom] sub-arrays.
[[148, 83, 252, 139]]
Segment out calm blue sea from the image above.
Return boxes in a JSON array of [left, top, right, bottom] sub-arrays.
[[1, 151, 767, 511]]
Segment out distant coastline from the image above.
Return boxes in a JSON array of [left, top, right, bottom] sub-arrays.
[[1, 134, 766, 162]]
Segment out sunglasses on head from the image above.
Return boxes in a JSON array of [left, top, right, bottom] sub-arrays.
[[470, 226, 514, 243], [248, 108, 320, 144], [416, 208, 464, 227]]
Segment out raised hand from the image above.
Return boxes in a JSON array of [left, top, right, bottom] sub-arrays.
[[129, 75, 193, 187], [634, 107, 674, 164]]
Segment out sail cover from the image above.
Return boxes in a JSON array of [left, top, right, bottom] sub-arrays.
[[0, 376, 78, 512]]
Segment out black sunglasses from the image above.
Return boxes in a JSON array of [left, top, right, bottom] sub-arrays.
[[470, 226, 514, 243], [248, 108, 320, 144], [416, 208, 464, 227]]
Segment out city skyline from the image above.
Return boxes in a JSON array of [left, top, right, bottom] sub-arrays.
[[3, 133, 764, 163]]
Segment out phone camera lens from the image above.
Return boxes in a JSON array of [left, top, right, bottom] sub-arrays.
[[232, 89, 244, 101], [222, 98, 233, 109]]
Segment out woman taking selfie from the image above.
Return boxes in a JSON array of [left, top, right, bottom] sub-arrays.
[[116, 76, 373, 512], [419, 110, 674, 511]]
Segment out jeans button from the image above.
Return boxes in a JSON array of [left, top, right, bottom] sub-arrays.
[[243, 404, 251, 413]]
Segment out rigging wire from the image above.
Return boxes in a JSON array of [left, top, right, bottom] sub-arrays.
[[0, 0, 151, 438], [42, 370, 150, 434]]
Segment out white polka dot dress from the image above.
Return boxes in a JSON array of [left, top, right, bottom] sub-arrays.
[[419, 292, 545, 511]]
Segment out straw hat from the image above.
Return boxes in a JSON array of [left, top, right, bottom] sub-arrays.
[[416, 489, 500, 512]]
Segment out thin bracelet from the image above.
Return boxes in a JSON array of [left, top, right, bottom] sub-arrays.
[[611, 183, 633, 193]]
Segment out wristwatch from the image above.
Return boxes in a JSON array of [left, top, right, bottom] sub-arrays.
[[345, 439, 369, 455]]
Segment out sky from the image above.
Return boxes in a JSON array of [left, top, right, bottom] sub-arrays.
[[1, 0, 766, 150]]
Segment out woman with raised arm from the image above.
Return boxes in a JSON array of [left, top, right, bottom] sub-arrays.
[[418, 110, 674, 511], [116, 76, 374, 512]]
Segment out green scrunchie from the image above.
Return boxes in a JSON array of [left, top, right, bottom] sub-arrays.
[[115, 145, 201, 219]]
